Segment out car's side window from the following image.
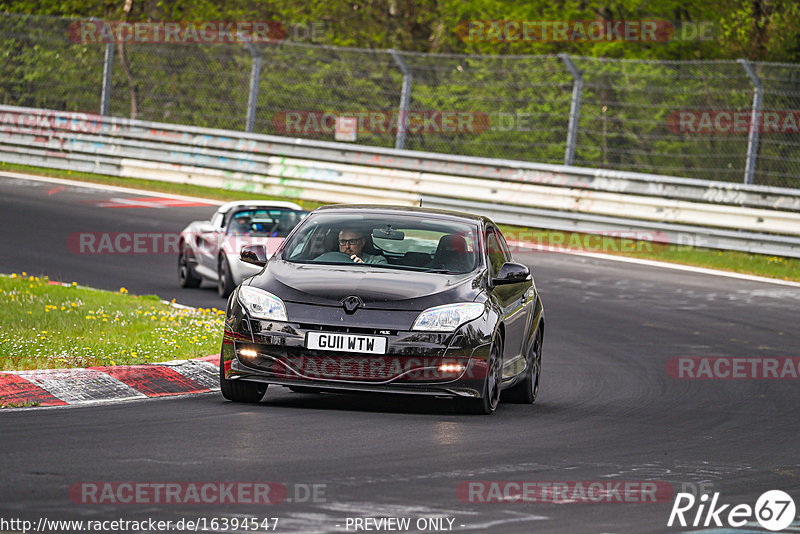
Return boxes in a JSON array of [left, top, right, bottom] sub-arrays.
[[485, 229, 506, 277], [495, 230, 513, 262]]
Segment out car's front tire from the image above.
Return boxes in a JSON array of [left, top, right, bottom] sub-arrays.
[[458, 335, 503, 415], [217, 255, 235, 298], [219, 352, 267, 403], [178, 246, 202, 288], [503, 328, 542, 404]]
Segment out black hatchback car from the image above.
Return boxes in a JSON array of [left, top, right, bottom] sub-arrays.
[[220, 205, 544, 414]]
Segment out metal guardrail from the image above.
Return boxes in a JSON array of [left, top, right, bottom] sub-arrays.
[[2, 105, 800, 258], [6, 13, 800, 188]]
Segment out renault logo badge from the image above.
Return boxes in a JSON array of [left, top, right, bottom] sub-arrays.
[[341, 295, 363, 314]]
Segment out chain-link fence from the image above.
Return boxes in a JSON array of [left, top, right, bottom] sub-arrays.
[[2, 13, 800, 188]]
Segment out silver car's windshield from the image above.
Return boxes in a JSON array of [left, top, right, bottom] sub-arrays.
[[227, 208, 306, 237], [282, 213, 480, 273]]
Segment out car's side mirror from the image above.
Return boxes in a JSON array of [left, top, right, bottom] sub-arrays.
[[240, 244, 268, 267], [197, 222, 215, 233], [493, 262, 530, 285]]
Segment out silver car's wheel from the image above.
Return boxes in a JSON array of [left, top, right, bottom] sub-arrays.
[[178, 247, 202, 288], [217, 255, 235, 298]]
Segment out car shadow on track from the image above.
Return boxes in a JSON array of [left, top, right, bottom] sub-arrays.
[[218, 387, 559, 417]]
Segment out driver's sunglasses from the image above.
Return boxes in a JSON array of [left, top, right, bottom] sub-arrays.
[[338, 238, 364, 246]]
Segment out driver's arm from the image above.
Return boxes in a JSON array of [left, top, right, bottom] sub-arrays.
[[364, 254, 388, 264]]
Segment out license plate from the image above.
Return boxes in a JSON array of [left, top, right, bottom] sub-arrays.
[[306, 332, 387, 354]]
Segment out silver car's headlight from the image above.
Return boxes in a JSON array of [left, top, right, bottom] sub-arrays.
[[411, 302, 484, 332], [238, 286, 288, 322]]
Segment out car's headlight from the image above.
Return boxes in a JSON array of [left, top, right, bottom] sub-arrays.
[[411, 302, 484, 332], [238, 286, 288, 322]]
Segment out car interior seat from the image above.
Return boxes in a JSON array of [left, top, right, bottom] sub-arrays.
[[431, 234, 473, 272]]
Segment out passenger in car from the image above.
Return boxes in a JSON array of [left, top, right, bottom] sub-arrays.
[[229, 216, 251, 235]]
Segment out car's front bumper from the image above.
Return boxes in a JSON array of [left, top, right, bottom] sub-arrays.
[[221, 300, 494, 399]]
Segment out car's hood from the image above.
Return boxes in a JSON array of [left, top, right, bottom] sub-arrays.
[[248, 259, 483, 310]]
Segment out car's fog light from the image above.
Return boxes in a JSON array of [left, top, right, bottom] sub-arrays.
[[238, 348, 258, 359], [439, 363, 464, 373]]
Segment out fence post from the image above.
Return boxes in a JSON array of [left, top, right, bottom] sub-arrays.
[[243, 41, 262, 133], [389, 49, 412, 150], [738, 58, 763, 185], [100, 41, 114, 116], [560, 53, 583, 166]]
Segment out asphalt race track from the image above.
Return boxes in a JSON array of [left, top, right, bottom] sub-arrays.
[[1, 174, 799, 533]]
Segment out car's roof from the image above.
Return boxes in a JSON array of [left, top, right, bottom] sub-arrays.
[[219, 200, 304, 212], [312, 204, 491, 225]]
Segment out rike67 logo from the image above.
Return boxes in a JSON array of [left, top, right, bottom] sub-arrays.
[[668, 490, 796, 531]]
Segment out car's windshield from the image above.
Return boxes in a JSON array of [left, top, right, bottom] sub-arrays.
[[282, 212, 480, 273], [226, 208, 306, 237]]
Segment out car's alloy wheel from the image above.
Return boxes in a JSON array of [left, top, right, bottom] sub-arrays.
[[178, 247, 202, 288], [504, 328, 542, 404], [458, 335, 503, 415], [217, 255, 234, 298], [219, 351, 268, 403]]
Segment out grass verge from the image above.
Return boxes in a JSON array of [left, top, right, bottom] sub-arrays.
[[0, 401, 40, 409], [2, 161, 799, 282], [0, 273, 223, 371]]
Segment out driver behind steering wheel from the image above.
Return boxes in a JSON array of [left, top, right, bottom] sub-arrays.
[[314, 228, 387, 264], [337, 228, 387, 264]]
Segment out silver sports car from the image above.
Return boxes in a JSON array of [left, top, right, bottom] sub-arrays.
[[178, 200, 308, 297]]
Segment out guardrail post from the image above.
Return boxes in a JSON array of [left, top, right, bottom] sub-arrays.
[[243, 40, 262, 133], [389, 49, 412, 150], [100, 41, 114, 116], [560, 54, 583, 166], [738, 59, 763, 185]]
